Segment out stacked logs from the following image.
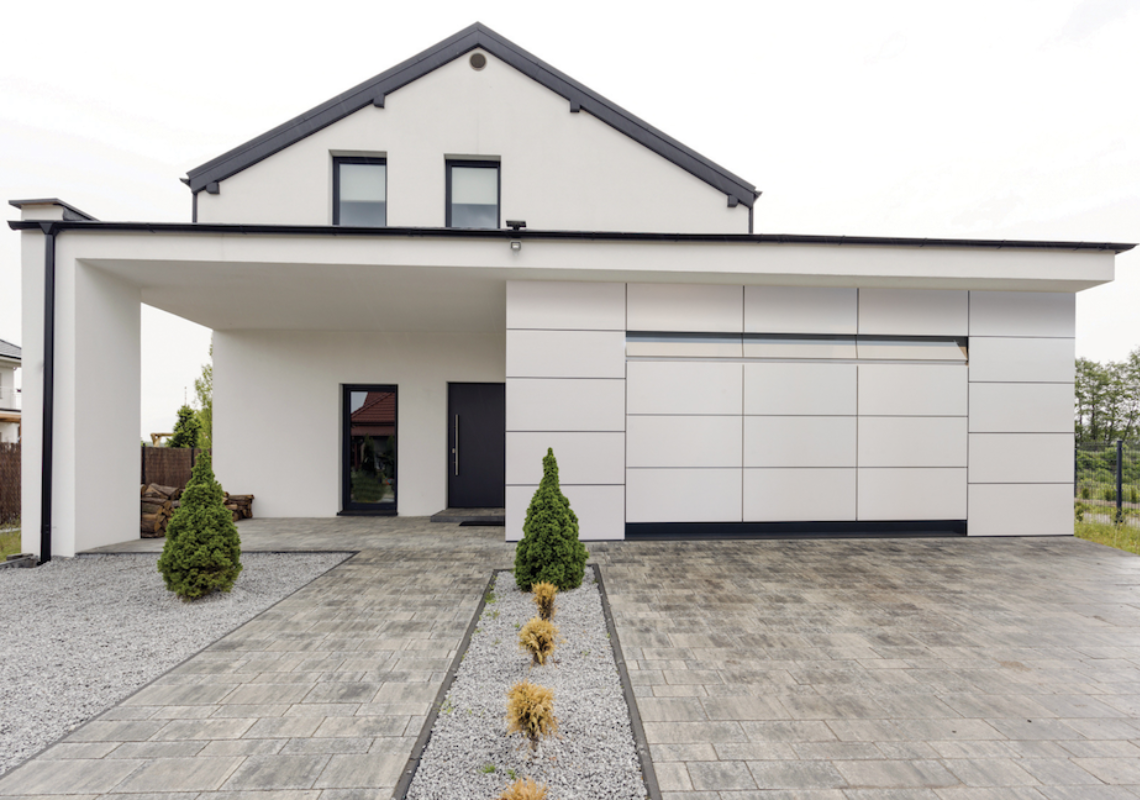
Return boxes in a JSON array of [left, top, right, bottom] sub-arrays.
[[140, 483, 180, 538], [225, 494, 255, 523]]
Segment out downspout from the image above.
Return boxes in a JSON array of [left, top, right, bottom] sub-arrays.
[[38, 222, 56, 564]]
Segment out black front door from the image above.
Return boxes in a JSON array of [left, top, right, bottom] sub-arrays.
[[447, 383, 505, 508]]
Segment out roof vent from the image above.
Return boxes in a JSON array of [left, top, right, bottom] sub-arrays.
[[469, 52, 487, 70]]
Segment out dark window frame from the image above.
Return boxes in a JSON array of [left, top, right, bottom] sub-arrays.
[[340, 383, 398, 516], [333, 156, 387, 226], [445, 159, 500, 229]]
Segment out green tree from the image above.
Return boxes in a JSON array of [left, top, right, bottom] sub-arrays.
[[193, 340, 213, 450], [169, 404, 200, 448], [1076, 348, 1140, 444], [514, 448, 588, 591], [157, 451, 242, 600]]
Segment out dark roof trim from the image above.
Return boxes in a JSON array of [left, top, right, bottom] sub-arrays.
[[8, 198, 97, 221], [184, 23, 759, 207], [0, 338, 21, 360], [8, 219, 1135, 254]]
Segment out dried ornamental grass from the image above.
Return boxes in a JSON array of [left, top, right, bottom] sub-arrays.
[[506, 680, 557, 749], [496, 777, 548, 800], [532, 582, 557, 620], [518, 617, 558, 666]]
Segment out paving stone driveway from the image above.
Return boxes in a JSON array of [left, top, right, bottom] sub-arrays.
[[3, 526, 1140, 799]]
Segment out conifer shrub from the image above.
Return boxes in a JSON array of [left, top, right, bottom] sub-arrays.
[[157, 452, 242, 600], [518, 617, 558, 666], [532, 582, 556, 621], [506, 680, 557, 749], [514, 448, 588, 591], [496, 777, 548, 800]]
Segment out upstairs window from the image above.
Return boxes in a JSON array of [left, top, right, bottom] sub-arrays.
[[334, 157, 386, 226], [447, 161, 499, 228]]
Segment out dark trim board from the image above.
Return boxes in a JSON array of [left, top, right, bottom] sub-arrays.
[[9, 220, 1134, 254], [626, 520, 968, 540]]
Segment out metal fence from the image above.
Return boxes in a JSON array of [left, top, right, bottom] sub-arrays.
[[140, 447, 211, 490], [0, 442, 18, 526], [1075, 440, 1140, 522]]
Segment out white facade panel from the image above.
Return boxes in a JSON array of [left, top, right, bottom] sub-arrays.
[[742, 337, 857, 360], [743, 469, 857, 522], [627, 416, 742, 468], [857, 417, 968, 468], [626, 335, 742, 359], [627, 361, 743, 415], [507, 378, 625, 432], [626, 468, 742, 523], [506, 280, 625, 331], [744, 286, 858, 334], [968, 433, 1074, 484], [858, 364, 968, 417], [858, 289, 968, 336], [506, 484, 625, 542], [627, 283, 743, 333], [743, 416, 856, 467], [857, 468, 967, 520], [967, 483, 1074, 536], [969, 291, 1076, 337], [968, 383, 1073, 433], [968, 337, 1075, 384], [506, 329, 625, 378], [506, 432, 625, 486], [743, 363, 857, 416], [856, 339, 967, 361]]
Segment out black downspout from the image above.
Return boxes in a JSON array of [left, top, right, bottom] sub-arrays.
[[39, 223, 57, 564]]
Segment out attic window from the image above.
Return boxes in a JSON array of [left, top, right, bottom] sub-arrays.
[[447, 161, 499, 229], [469, 52, 487, 70], [333, 157, 386, 226]]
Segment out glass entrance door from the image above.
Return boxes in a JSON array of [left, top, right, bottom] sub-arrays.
[[342, 385, 397, 514]]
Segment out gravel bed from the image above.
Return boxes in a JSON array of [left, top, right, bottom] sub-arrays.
[[0, 551, 351, 775], [408, 566, 646, 800]]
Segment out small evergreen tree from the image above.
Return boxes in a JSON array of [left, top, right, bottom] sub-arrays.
[[514, 449, 588, 591], [169, 404, 200, 449], [157, 452, 242, 600]]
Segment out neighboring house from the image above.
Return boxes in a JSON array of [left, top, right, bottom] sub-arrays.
[[0, 339, 20, 443], [8, 23, 1135, 559]]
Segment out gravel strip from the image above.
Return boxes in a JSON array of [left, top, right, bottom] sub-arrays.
[[0, 551, 351, 775], [408, 567, 647, 800]]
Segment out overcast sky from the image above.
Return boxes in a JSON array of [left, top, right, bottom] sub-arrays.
[[1, 0, 1137, 438]]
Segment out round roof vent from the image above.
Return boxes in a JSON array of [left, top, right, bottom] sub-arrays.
[[469, 52, 487, 70]]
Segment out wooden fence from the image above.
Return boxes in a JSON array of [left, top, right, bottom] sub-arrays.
[[0, 442, 19, 526], [141, 447, 211, 490]]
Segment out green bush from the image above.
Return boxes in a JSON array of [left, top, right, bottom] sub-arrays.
[[157, 452, 242, 600], [1130, 487, 1139, 504], [514, 448, 588, 591], [1080, 485, 1091, 500], [169, 404, 201, 448], [1104, 487, 1117, 502]]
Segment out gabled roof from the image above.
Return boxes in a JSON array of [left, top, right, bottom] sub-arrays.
[[185, 23, 759, 207], [0, 338, 21, 361]]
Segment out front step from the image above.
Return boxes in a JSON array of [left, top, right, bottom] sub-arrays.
[[430, 507, 505, 524]]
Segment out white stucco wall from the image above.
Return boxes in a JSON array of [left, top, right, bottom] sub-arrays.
[[21, 238, 141, 557], [196, 49, 749, 234], [213, 329, 505, 518]]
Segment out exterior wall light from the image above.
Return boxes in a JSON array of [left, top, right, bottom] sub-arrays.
[[510, 240, 522, 252]]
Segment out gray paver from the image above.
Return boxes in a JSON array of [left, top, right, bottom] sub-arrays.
[[5, 522, 1140, 799]]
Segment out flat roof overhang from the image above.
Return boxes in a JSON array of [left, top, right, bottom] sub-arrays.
[[10, 221, 1129, 333]]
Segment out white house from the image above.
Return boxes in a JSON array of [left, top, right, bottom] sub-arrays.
[[0, 338, 19, 443], [10, 23, 1134, 559]]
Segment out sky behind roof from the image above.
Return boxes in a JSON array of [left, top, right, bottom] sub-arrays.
[[1, 0, 1137, 437]]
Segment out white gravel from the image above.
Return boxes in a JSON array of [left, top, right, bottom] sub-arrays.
[[0, 551, 351, 775], [407, 567, 647, 800]]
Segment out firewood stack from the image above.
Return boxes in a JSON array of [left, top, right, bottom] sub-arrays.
[[225, 494, 255, 523], [140, 483, 180, 538]]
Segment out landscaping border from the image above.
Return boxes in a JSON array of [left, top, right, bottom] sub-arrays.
[[392, 564, 661, 800]]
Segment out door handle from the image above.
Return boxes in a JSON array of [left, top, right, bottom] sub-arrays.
[[453, 414, 459, 476]]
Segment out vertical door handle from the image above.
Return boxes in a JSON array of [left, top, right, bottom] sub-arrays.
[[453, 415, 459, 476]]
